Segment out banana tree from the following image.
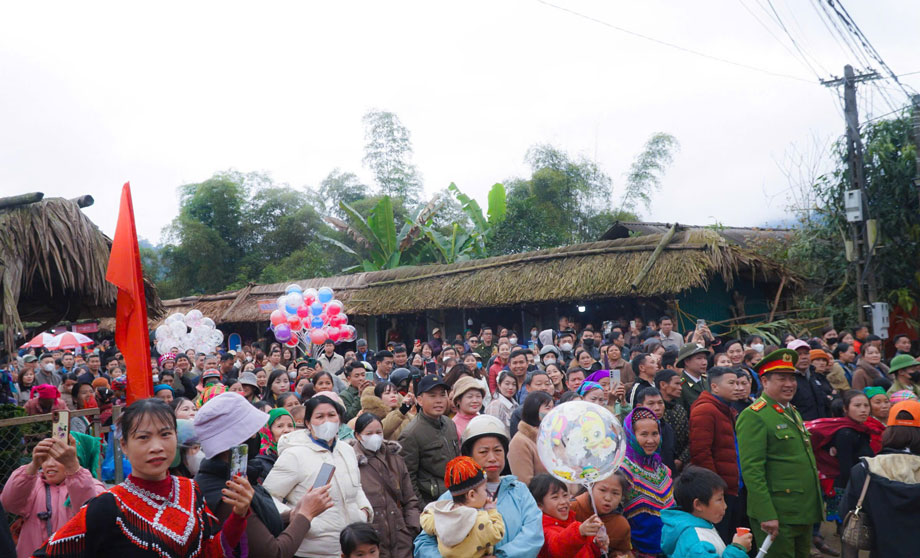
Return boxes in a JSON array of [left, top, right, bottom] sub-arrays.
[[323, 195, 442, 272], [417, 182, 506, 263]]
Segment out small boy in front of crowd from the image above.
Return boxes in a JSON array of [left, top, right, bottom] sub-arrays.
[[661, 466, 752, 558], [339, 522, 380, 558], [420, 456, 505, 558], [530, 473, 612, 558]]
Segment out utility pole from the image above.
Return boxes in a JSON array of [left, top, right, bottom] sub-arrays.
[[913, 94, 920, 209], [821, 65, 880, 324]]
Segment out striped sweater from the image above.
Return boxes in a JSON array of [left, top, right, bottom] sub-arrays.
[[620, 457, 675, 555]]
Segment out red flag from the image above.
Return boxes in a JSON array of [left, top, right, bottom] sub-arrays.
[[106, 183, 153, 404]]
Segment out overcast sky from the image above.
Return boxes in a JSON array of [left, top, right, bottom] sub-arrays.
[[1, 0, 917, 243]]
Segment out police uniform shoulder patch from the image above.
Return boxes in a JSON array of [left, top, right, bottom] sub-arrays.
[[751, 399, 767, 411]]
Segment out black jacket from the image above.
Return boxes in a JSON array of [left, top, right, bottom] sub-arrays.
[[791, 371, 828, 421], [196, 457, 284, 537], [832, 428, 873, 488], [845, 450, 920, 558]]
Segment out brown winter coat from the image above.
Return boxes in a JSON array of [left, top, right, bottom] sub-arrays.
[[852, 360, 890, 391], [350, 439, 421, 558], [508, 420, 547, 485], [354, 385, 415, 440], [689, 390, 740, 495]]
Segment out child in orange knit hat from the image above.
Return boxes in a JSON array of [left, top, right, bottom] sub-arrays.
[[420, 456, 506, 558]]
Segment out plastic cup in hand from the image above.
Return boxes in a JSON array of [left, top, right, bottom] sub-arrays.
[[736, 527, 751, 536]]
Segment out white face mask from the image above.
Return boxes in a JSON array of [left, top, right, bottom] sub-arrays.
[[531, 330, 538, 338], [43, 363, 55, 372], [185, 451, 205, 476], [360, 433, 384, 453], [560, 343, 573, 352], [752, 343, 765, 353], [544, 357, 556, 366], [313, 421, 339, 442], [509, 337, 518, 345]]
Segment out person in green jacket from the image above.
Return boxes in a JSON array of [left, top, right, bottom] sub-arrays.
[[736, 349, 824, 558], [677, 343, 710, 411], [340, 361, 370, 422], [399, 375, 460, 506]]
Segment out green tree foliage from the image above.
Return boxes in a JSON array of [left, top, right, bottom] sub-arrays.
[[159, 171, 337, 297], [160, 173, 248, 297], [416, 183, 507, 263], [766, 113, 919, 327], [362, 110, 423, 200], [317, 169, 370, 219], [323, 196, 441, 272], [621, 133, 680, 213], [486, 136, 677, 254]]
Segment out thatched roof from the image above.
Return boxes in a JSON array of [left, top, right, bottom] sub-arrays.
[[214, 229, 796, 321], [97, 291, 239, 332], [344, 229, 795, 315], [601, 221, 792, 248], [1, 194, 164, 350]]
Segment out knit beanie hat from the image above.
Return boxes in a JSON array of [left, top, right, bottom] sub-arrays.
[[444, 456, 486, 495]]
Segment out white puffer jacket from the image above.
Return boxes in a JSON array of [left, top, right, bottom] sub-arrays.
[[263, 429, 373, 557]]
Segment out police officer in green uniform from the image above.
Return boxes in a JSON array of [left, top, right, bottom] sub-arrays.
[[736, 348, 824, 558]]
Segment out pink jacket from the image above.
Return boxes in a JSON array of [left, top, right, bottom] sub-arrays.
[[0, 465, 105, 558]]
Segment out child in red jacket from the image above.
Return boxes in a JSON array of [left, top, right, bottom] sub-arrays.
[[530, 473, 608, 558]]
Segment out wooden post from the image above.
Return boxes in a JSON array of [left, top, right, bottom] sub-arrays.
[[631, 223, 679, 290], [71, 195, 95, 208], [0, 192, 43, 210], [767, 275, 788, 323]]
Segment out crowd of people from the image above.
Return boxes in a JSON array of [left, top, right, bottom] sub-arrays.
[[1, 315, 919, 558]]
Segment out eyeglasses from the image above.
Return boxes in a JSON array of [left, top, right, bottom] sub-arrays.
[[469, 339, 479, 344]]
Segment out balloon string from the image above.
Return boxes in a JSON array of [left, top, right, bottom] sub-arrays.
[[586, 482, 608, 544]]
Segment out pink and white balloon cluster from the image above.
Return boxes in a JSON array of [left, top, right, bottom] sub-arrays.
[[269, 285, 357, 347], [154, 310, 223, 355]]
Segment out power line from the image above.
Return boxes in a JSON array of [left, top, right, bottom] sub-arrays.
[[735, 0, 823, 80], [824, 0, 916, 96], [763, 0, 829, 75], [534, 0, 816, 83]]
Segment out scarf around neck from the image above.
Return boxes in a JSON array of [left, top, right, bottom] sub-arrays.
[[259, 408, 293, 457], [625, 407, 662, 469]]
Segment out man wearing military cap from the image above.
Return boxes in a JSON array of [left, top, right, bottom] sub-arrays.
[[677, 342, 710, 411], [736, 348, 823, 558]]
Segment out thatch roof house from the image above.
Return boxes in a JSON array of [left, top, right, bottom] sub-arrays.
[[601, 220, 792, 248], [1, 193, 164, 352], [170, 228, 797, 346]]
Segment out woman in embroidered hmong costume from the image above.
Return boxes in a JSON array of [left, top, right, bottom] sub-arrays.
[[620, 406, 675, 558], [33, 398, 254, 558]]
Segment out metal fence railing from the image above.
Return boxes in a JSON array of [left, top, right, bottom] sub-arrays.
[[0, 405, 123, 533]]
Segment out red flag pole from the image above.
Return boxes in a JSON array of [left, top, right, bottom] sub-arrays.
[[106, 183, 153, 404]]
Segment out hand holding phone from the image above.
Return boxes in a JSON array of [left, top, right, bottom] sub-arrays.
[[230, 444, 248, 478]]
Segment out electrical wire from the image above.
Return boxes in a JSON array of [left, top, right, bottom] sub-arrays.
[[736, 0, 823, 80], [534, 0, 816, 83], [763, 0, 829, 76], [824, 0, 917, 96]]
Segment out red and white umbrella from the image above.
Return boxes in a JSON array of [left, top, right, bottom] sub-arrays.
[[46, 332, 95, 350], [20, 332, 57, 348]]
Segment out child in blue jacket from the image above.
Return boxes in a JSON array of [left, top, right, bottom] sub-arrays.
[[661, 466, 752, 558]]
